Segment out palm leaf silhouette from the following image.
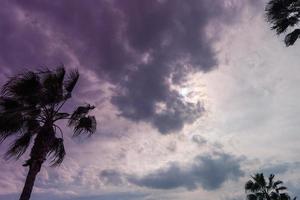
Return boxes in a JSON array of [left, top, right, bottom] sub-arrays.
[[0, 67, 97, 200]]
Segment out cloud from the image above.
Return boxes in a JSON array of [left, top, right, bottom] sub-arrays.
[[127, 152, 245, 191], [0, 0, 255, 133], [109, 0, 242, 133], [0, 158, 26, 194], [100, 169, 124, 186], [0, 191, 148, 200], [192, 134, 208, 146], [286, 183, 300, 200], [260, 162, 300, 175], [0, 1, 71, 72]]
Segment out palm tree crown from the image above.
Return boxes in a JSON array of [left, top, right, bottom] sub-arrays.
[[245, 173, 296, 200], [0, 66, 97, 200], [266, 0, 300, 46]]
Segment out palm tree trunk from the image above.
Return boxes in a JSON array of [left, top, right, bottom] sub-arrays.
[[19, 123, 55, 200], [19, 160, 42, 200]]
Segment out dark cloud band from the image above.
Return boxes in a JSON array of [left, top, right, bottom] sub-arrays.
[[101, 152, 245, 191], [0, 0, 253, 133]]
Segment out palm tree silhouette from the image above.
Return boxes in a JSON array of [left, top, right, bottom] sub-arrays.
[[266, 0, 300, 46], [245, 173, 297, 200], [0, 67, 97, 200]]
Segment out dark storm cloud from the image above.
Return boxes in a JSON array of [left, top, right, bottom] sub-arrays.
[[0, 0, 252, 133], [127, 153, 245, 190], [0, 1, 69, 71], [110, 0, 237, 133]]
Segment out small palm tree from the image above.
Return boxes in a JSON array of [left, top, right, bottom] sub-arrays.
[[265, 0, 300, 46], [0, 67, 97, 200], [245, 173, 297, 200]]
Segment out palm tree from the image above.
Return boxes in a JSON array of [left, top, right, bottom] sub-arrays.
[[265, 0, 300, 46], [245, 173, 297, 200], [0, 67, 97, 200]]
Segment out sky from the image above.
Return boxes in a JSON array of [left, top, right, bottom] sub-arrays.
[[0, 0, 300, 200]]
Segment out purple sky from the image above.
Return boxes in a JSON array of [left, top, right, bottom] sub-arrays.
[[1, 0, 300, 200]]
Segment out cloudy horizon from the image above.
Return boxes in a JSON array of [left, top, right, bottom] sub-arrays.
[[0, 0, 300, 200]]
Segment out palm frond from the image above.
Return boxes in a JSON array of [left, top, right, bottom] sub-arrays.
[[64, 69, 79, 98], [23, 118, 41, 133], [68, 104, 95, 126], [280, 193, 292, 200], [252, 182, 261, 193], [54, 112, 69, 121], [278, 186, 288, 190], [41, 67, 66, 104], [0, 97, 21, 111], [247, 194, 258, 200], [266, 0, 300, 45], [73, 116, 96, 137], [56, 67, 66, 85], [0, 66, 97, 165], [277, 186, 287, 191], [268, 174, 275, 189], [285, 28, 300, 46], [0, 112, 24, 142], [68, 104, 97, 137], [271, 191, 280, 199], [5, 132, 33, 159], [245, 173, 294, 200], [259, 173, 266, 187], [48, 137, 66, 167], [0, 97, 40, 142], [245, 180, 255, 191], [273, 180, 283, 188], [255, 192, 264, 200], [1, 72, 42, 105], [0, 96, 41, 118], [252, 173, 266, 188]]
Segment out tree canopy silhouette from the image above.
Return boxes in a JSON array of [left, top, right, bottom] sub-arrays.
[[0, 67, 97, 200], [266, 0, 300, 46], [245, 173, 297, 200]]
